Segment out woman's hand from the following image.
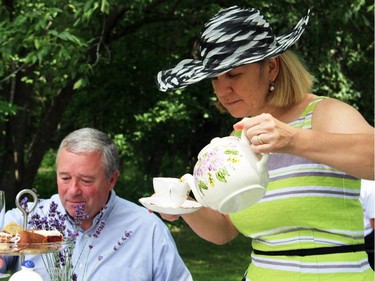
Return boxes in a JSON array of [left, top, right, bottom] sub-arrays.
[[159, 213, 180, 222], [234, 113, 297, 154]]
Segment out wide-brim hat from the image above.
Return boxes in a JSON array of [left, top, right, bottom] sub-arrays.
[[156, 6, 310, 92]]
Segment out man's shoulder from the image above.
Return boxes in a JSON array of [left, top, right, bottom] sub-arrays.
[[113, 196, 152, 217]]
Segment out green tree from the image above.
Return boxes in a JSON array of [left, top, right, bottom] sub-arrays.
[[0, 0, 373, 207]]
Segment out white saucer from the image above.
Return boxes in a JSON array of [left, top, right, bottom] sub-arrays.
[[139, 197, 202, 215]]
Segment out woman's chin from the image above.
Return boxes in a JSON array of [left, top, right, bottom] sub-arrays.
[[228, 110, 249, 118]]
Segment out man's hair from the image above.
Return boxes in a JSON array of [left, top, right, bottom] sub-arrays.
[[56, 128, 119, 179]]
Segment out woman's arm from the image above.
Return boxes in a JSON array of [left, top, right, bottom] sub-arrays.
[[288, 130, 374, 179], [160, 206, 238, 245], [234, 98, 374, 179]]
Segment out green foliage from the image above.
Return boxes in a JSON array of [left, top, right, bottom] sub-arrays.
[[33, 149, 56, 199], [0, 2, 87, 81], [0, 0, 373, 205], [0, 98, 17, 123]]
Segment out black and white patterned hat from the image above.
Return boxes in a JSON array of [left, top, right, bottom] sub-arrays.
[[156, 6, 310, 92]]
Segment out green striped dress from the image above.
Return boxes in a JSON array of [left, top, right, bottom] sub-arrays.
[[230, 97, 374, 281]]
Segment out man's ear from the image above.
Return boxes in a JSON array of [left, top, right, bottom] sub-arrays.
[[109, 170, 119, 190]]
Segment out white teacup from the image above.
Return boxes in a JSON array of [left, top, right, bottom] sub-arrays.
[[153, 177, 189, 208]]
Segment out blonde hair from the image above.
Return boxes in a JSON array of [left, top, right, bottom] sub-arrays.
[[214, 50, 314, 112], [267, 50, 314, 107]]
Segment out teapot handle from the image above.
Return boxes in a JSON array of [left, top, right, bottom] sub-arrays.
[[257, 153, 269, 173], [240, 129, 251, 146], [240, 129, 269, 172]]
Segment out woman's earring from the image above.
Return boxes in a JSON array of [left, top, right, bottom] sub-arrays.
[[269, 81, 275, 92]]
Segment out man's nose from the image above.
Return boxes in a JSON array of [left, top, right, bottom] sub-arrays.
[[68, 179, 82, 194]]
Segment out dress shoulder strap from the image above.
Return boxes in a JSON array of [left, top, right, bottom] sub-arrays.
[[290, 96, 329, 129], [300, 96, 328, 118]]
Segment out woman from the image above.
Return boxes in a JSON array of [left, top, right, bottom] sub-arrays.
[[156, 6, 374, 281]]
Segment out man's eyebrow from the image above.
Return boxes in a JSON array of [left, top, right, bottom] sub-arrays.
[[78, 174, 97, 180], [57, 172, 97, 179]]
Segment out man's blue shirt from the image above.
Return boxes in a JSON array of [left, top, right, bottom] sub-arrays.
[[2, 190, 192, 281]]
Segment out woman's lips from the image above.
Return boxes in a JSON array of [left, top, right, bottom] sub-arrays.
[[223, 99, 241, 107]]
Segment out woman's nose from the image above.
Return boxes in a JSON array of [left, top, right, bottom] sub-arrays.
[[212, 76, 229, 96]]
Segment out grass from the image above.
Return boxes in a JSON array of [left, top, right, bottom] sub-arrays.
[[171, 223, 252, 281]]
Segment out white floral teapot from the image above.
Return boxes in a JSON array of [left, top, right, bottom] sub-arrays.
[[182, 130, 269, 214]]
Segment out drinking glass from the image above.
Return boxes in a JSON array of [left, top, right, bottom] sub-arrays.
[[0, 191, 10, 279]]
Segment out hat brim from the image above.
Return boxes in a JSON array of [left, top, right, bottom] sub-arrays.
[[157, 9, 310, 92]]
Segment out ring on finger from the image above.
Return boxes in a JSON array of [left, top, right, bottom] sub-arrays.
[[257, 134, 265, 145]]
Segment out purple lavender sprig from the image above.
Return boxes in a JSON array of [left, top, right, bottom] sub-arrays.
[[20, 197, 29, 214], [93, 221, 105, 238], [113, 230, 133, 251], [24, 198, 89, 280], [84, 229, 133, 280], [28, 201, 68, 234], [74, 203, 89, 227]]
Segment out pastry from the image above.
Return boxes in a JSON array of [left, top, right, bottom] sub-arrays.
[[0, 222, 64, 244], [0, 222, 65, 254]]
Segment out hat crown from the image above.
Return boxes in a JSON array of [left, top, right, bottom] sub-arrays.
[[199, 6, 276, 71], [156, 6, 310, 91]]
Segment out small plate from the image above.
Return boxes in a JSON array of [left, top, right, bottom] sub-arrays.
[[0, 238, 73, 255], [139, 197, 202, 215]]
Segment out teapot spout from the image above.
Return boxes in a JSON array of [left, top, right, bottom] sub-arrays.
[[181, 173, 206, 206]]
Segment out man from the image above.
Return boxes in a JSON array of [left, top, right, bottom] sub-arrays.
[[360, 179, 375, 270], [1, 128, 192, 281]]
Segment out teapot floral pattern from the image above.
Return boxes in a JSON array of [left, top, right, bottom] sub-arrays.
[[193, 142, 242, 195]]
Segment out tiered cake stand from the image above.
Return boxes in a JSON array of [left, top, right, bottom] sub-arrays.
[[0, 189, 71, 263]]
